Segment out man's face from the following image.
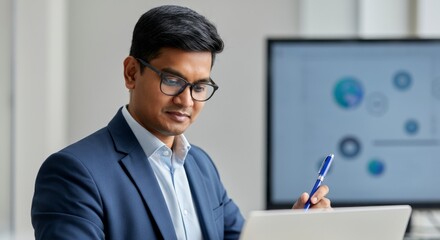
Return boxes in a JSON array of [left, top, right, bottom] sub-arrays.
[[124, 48, 212, 146]]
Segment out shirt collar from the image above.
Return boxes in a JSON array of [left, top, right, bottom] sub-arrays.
[[121, 105, 191, 162]]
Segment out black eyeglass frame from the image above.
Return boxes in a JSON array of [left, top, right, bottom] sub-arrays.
[[136, 58, 219, 102]]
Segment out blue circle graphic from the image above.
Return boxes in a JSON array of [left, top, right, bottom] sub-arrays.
[[339, 136, 361, 159], [393, 71, 412, 91], [334, 77, 364, 109], [368, 159, 385, 176], [404, 119, 419, 135]]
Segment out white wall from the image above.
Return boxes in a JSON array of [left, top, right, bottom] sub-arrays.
[[358, 0, 411, 38], [13, 0, 67, 238], [299, 0, 358, 37], [0, 0, 12, 236], [417, 0, 440, 37]]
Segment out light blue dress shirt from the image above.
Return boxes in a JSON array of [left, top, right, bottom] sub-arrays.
[[122, 106, 202, 240]]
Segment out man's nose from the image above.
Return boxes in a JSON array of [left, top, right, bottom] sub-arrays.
[[173, 86, 194, 107]]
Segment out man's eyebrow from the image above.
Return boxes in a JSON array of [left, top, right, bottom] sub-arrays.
[[161, 67, 211, 83]]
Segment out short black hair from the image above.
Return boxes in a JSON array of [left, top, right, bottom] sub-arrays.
[[129, 5, 224, 67]]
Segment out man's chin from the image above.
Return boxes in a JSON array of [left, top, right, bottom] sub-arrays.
[[161, 128, 188, 137]]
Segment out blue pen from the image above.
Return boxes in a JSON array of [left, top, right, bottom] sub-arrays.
[[304, 154, 334, 210]]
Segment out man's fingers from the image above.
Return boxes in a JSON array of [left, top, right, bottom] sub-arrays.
[[312, 185, 329, 203], [292, 192, 309, 209]]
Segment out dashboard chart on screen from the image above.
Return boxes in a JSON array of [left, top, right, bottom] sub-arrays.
[[266, 39, 440, 209]]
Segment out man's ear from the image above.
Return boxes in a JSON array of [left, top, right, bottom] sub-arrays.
[[124, 56, 138, 90]]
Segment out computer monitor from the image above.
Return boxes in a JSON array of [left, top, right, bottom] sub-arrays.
[[266, 39, 440, 209]]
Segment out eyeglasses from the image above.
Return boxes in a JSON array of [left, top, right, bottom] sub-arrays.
[[136, 58, 219, 102]]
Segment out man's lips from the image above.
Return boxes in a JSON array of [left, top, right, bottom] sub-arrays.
[[165, 110, 191, 122]]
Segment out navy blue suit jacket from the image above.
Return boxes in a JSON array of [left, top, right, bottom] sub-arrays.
[[31, 109, 244, 239]]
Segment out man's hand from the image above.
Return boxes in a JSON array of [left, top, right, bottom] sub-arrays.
[[292, 185, 331, 209]]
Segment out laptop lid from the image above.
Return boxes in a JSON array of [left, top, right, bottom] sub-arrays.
[[240, 205, 412, 240]]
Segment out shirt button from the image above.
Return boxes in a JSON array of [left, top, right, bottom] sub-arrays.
[[183, 209, 188, 216], [163, 150, 170, 156]]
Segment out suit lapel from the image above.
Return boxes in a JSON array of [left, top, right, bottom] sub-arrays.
[[185, 154, 219, 240], [108, 109, 177, 240]]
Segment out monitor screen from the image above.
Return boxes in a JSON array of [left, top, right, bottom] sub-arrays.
[[266, 39, 440, 209]]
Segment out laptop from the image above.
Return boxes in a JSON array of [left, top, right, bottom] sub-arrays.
[[239, 205, 412, 240]]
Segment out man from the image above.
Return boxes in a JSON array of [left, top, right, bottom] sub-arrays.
[[31, 5, 330, 240]]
